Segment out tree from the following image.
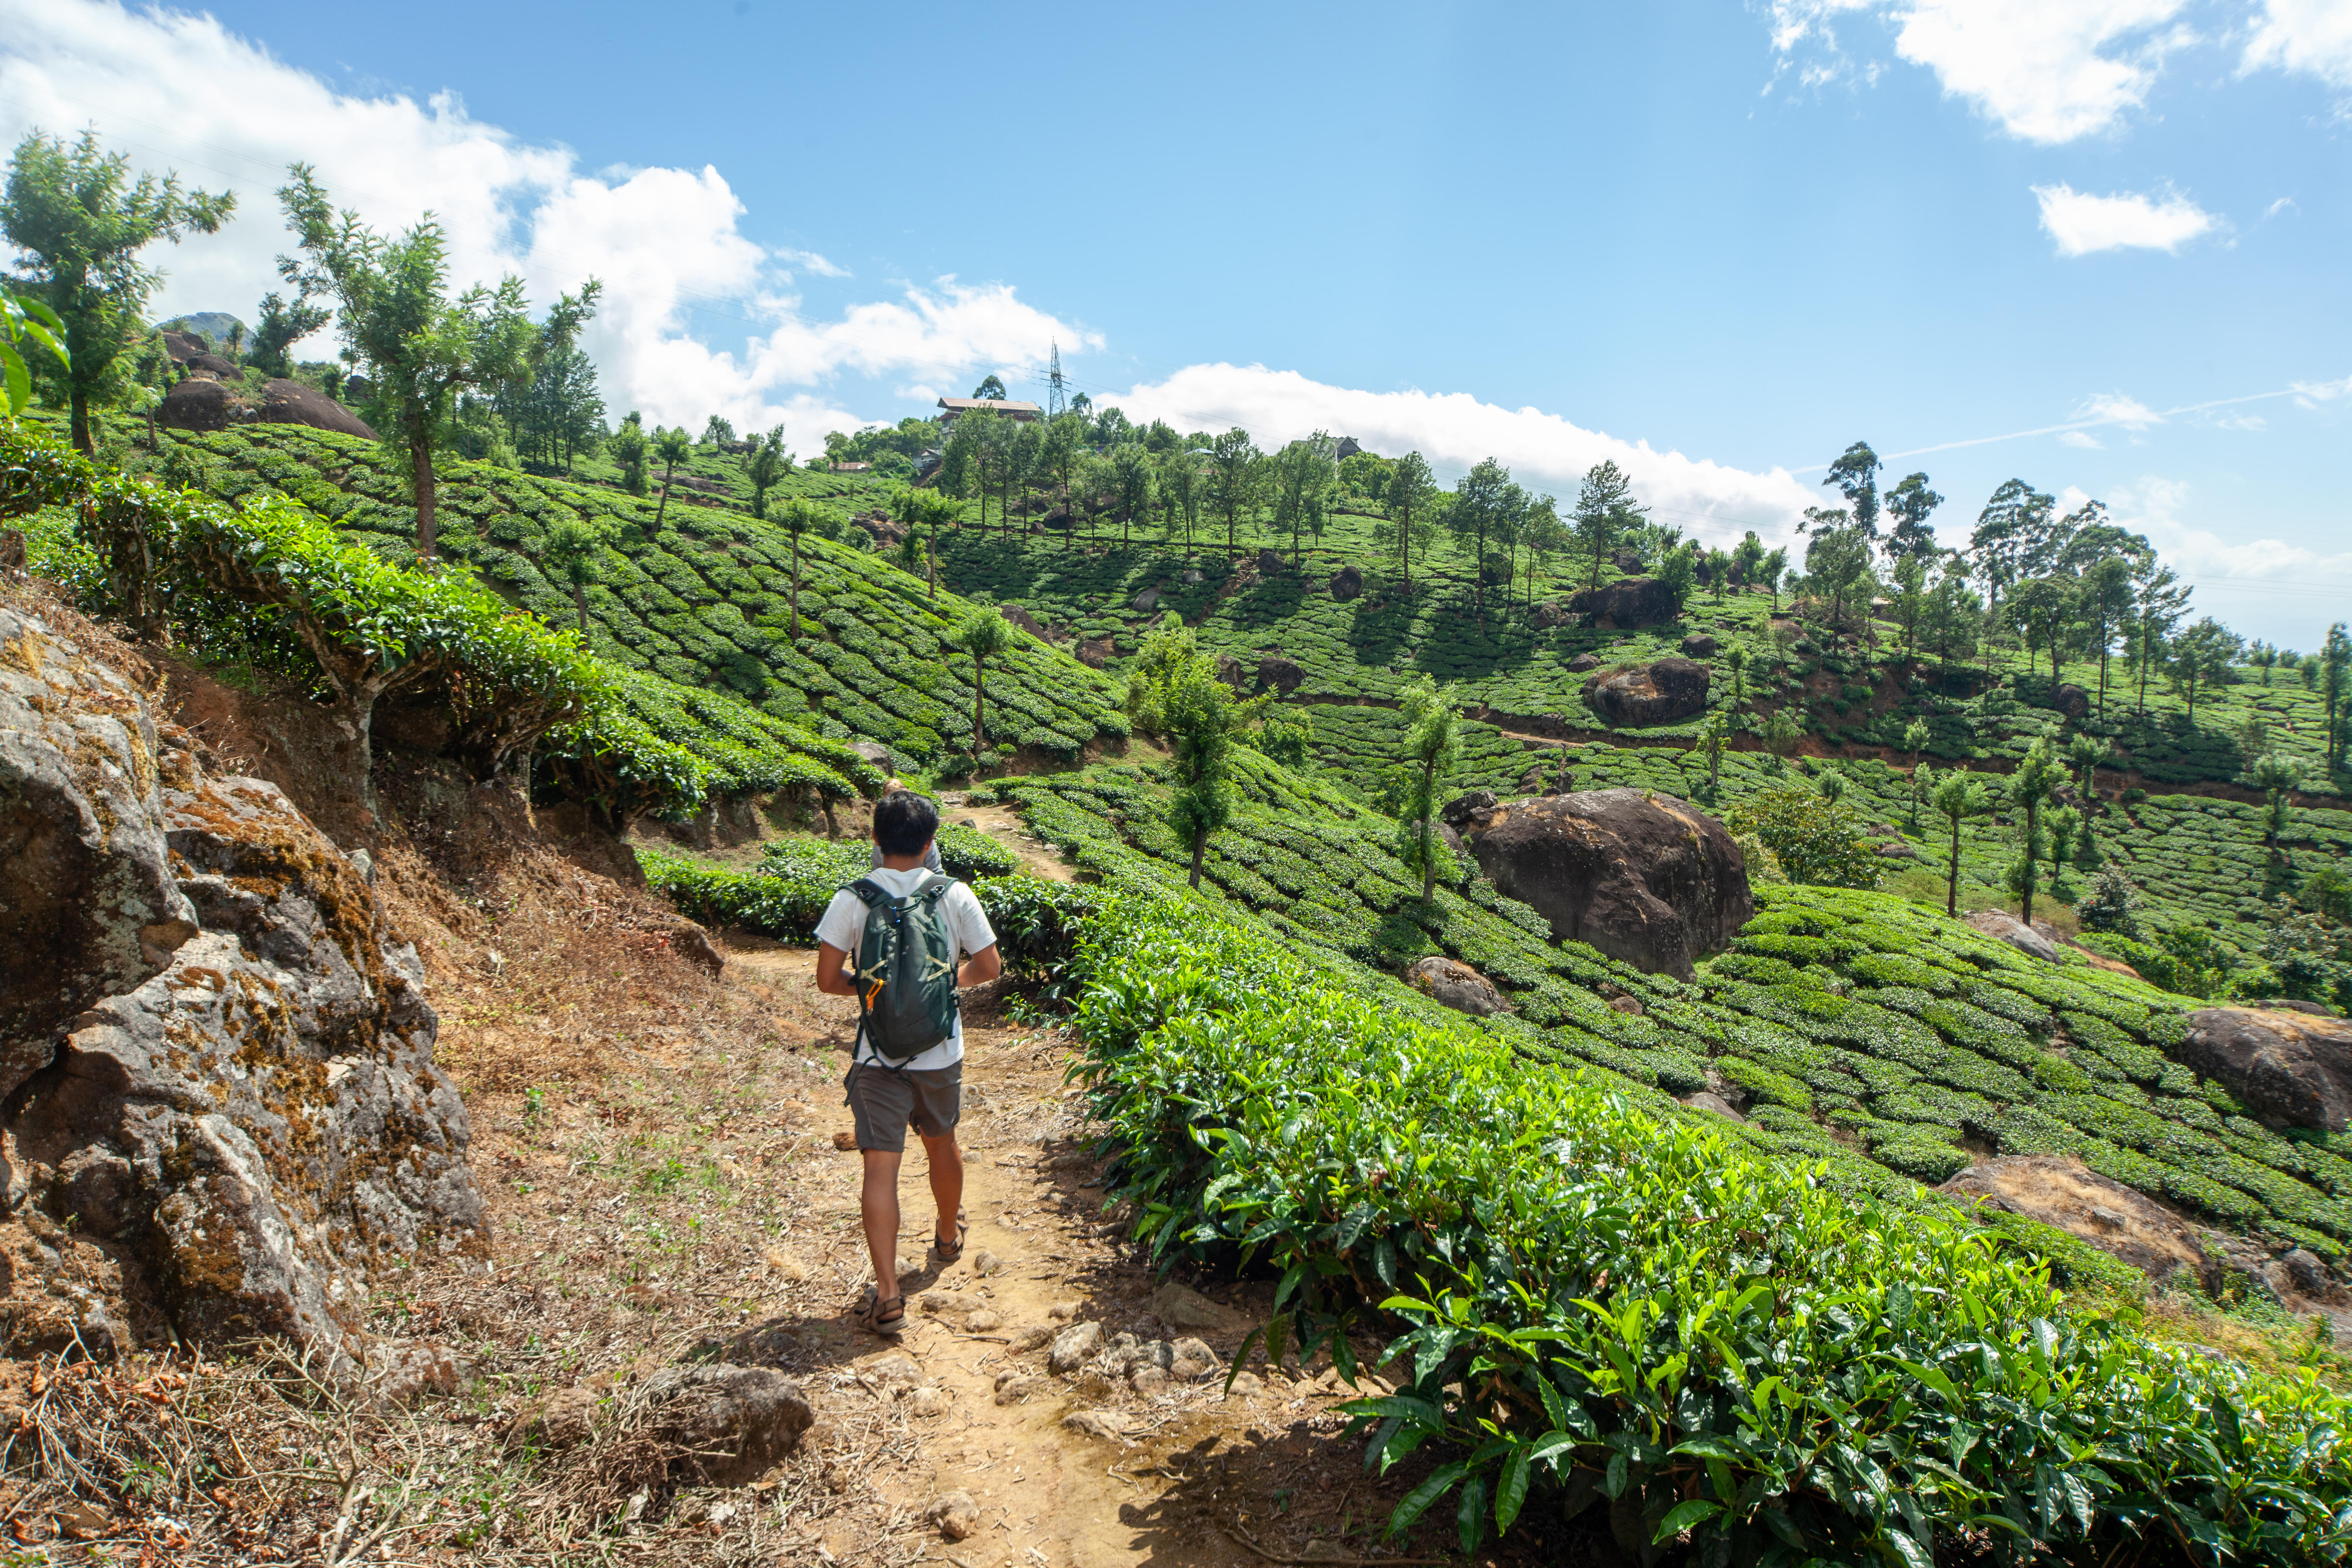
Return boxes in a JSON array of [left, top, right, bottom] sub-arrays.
[[1969, 479, 2053, 620], [2129, 559, 2189, 714], [1816, 767, 1848, 828], [702, 415, 735, 446], [1208, 428, 1262, 560], [746, 433, 790, 519], [777, 497, 830, 639], [2076, 554, 2136, 717], [2047, 806, 2081, 895], [651, 426, 692, 531], [609, 413, 649, 496], [1757, 547, 1790, 614], [1800, 514, 1872, 627], [1699, 711, 1732, 796], [279, 165, 579, 560], [1924, 562, 1984, 677], [2006, 738, 2061, 926], [1762, 707, 1802, 770], [1159, 446, 1206, 560], [4, 130, 235, 452], [1929, 770, 1991, 916], [1572, 459, 1645, 590], [1123, 624, 1265, 887], [2251, 753, 2299, 861], [1111, 442, 1155, 548], [1732, 531, 1767, 591], [1656, 542, 1698, 616], [1522, 495, 1566, 609], [2251, 641, 2278, 686], [1270, 432, 1336, 569], [1889, 552, 1930, 660], [2006, 573, 2077, 689], [0, 283, 68, 414], [1395, 675, 1462, 900], [2167, 617, 2242, 726], [1883, 472, 1943, 563], [970, 373, 1007, 400], [248, 285, 330, 378], [1725, 645, 1751, 718], [1382, 451, 1439, 591], [1904, 719, 1932, 824], [2325, 624, 2352, 771], [948, 604, 1016, 753], [941, 403, 1004, 534], [890, 486, 957, 599], [2065, 732, 2105, 799], [1446, 458, 1521, 627], [541, 516, 608, 634], [1823, 441, 1883, 539]]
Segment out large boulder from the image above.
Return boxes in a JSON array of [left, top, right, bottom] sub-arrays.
[[1568, 576, 1676, 628], [1329, 565, 1363, 601], [2053, 683, 2091, 721], [2178, 1008, 2352, 1132], [1253, 549, 1283, 575], [1456, 788, 1752, 980], [1256, 655, 1305, 695], [1680, 632, 1719, 658], [0, 606, 478, 1357], [184, 352, 242, 380], [1581, 659, 1710, 727], [1406, 957, 1509, 1017], [257, 379, 375, 439], [155, 375, 245, 433], [1966, 909, 2060, 962], [997, 605, 1048, 640]]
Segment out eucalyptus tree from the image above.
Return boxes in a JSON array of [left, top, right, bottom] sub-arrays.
[[950, 604, 1016, 753], [1447, 456, 1519, 625], [3, 129, 235, 451], [1270, 432, 1337, 570], [1800, 510, 1874, 628], [1208, 427, 1261, 561], [2168, 617, 2242, 726], [1042, 411, 1085, 547], [1822, 441, 1883, 540], [1158, 445, 1206, 561], [541, 516, 609, 633], [2076, 554, 2137, 717], [1928, 769, 1989, 916], [1382, 450, 1439, 591], [2006, 738, 2062, 926], [1111, 442, 1155, 548], [1125, 624, 1266, 889], [746, 431, 791, 519], [2129, 560, 2189, 714], [1882, 472, 1943, 563], [1572, 459, 1645, 589], [777, 497, 831, 638], [1395, 674, 1462, 900], [1969, 479, 2055, 621]]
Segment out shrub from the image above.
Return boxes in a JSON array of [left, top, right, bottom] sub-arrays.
[[1727, 787, 1882, 889]]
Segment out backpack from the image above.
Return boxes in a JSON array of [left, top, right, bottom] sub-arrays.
[[844, 874, 962, 1065]]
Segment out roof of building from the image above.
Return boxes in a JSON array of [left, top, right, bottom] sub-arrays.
[[936, 397, 1044, 415]]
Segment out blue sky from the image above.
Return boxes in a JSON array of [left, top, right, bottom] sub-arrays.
[[4, 0, 2347, 641]]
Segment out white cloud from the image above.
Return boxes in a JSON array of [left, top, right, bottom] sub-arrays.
[[2108, 477, 2352, 619], [2073, 390, 2164, 427], [2033, 182, 2217, 254], [0, 0, 1089, 455], [2264, 195, 2300, 218], [2244, 0, 2352, 89], [1104, 363, 1821, 549], [1767, 0, 2192, 142], [2059, 429, 2104, 448]]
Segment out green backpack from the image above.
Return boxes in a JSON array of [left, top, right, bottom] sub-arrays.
[[845, 875, 962, 1065]]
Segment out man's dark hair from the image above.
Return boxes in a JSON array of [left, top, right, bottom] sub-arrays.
[[873, 791, 938, 857]]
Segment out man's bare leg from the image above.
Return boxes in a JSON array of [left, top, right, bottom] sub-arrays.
[[919, 1132, 963, 1249], [860, 1149, 904, 1303]]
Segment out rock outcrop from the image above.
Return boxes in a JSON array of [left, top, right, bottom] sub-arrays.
[[2178, 1008, 2352, 1132], [1581, 658, 1710, 727], [1680, 632, 1718, 658], [1568, 577, 1675, 628], [156, 375, 375, 439], [0, 605, 478, 1358], [1966, 909, 2061, 962], [1406, 956, 1510, 1017], [256, 378, 376, 439], [1329, 565, 1362, 601], [1256, 655, 1305, 695], [1454, 788, 1752, 979]]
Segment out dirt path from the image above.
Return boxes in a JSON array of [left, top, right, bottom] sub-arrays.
[[713, 943, 1441, 1568], [944, 799, 1080, 882]]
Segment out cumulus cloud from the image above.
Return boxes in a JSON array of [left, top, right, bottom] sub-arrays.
[[0, 0, 1089, 453], [2106, 477, 2352, 637], [2244, 0, 2352, 89], [1105, 363, 1821, 548], [2033, 182, 2217, 255], [2058, 429, 2104, 448], [1766, 0, 2191, 141], [2073, 390, 2163, 427]]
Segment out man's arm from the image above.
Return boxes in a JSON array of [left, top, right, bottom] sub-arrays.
[[958, 944, 1002, 988], [815, 942, 856, 996]]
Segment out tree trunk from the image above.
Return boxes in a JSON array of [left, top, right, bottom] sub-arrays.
[[2019, 803, 2039, 926], [790, 534, 802, 639], [656, 461, 674, 531], [328, 684, 383, 825], [411, 431, 438, 560], [68, 388, 91, 455], [1946, 822, 1961, 917], [1189, 825, 1207, 890], [971, 656, 987, 752], [927, 532, 938, 599], [573, 582, 588, 634]]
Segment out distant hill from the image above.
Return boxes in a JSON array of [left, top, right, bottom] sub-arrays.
[[154, 310, 246, 347]]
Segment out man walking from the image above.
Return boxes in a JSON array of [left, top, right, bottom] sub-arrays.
[[814, 791, 999, 1336]]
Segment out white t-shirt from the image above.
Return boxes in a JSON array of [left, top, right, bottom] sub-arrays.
[[815, 868, 998, 1070]]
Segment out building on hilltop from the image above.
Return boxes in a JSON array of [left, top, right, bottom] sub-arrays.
[[1335, 436, 1363, 460], [936, 396, 1043, 428]]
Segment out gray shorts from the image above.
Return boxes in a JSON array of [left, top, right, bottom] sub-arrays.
[[844, 1061, 962, 1153]]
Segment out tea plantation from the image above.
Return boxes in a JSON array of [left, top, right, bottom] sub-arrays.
[[119, 423, 1127, 766]]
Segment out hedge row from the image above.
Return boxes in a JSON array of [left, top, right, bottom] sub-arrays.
[[1069, 890, 2352, 1562]]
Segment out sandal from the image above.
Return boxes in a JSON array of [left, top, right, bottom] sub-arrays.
[[933, 1220, 968, 1265], [858, 1289, 907, 1338]]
